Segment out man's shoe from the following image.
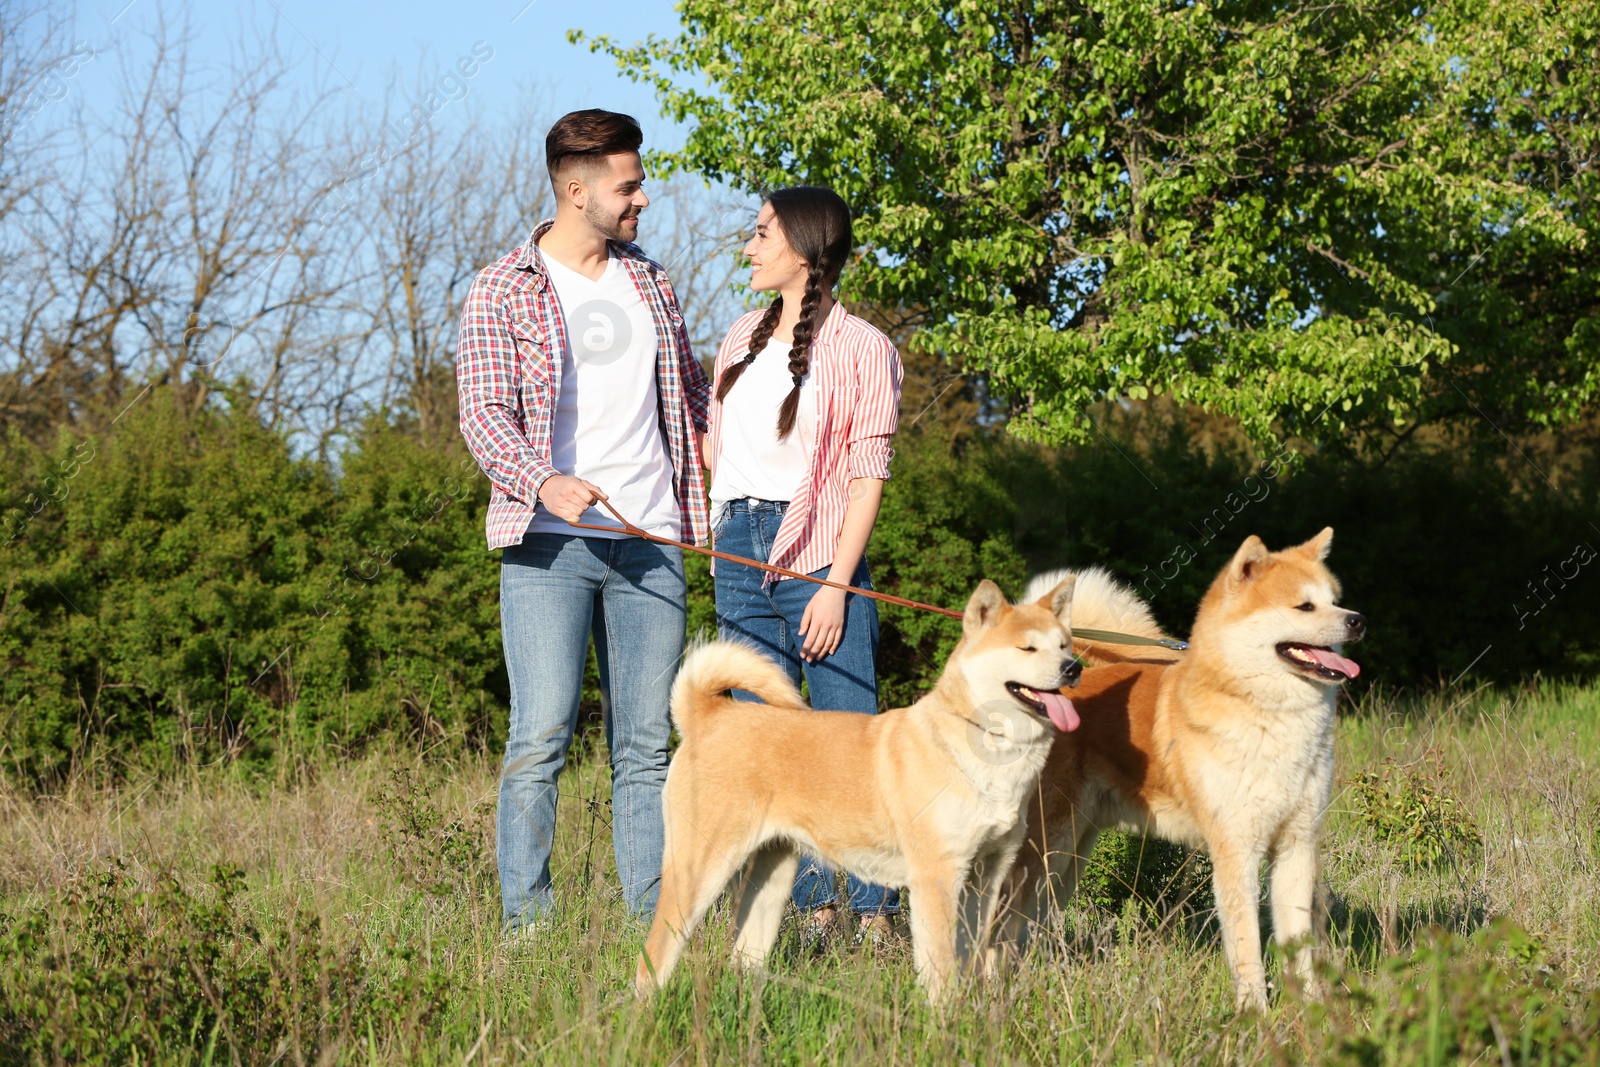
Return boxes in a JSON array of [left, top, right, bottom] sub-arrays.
[[498, 911, 555, 955]]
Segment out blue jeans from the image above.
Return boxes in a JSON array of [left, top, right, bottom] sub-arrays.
[[497, 532, 685, 927], [713, 499, 901, 916]]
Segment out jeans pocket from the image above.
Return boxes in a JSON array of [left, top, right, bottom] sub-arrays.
[[717, 508, 757, 557]]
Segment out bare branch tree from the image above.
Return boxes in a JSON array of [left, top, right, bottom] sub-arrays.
[[354, 80, 552, 443], [643, 178, 753, 366], [0, 14, 753, 455]]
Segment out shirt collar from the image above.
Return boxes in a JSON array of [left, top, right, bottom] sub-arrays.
[[815, 298, 850, 347], [512, 219, 555, 271]]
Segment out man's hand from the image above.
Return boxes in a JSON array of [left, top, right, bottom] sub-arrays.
[[537, 474, 607, 524], [798, 585, 848, 663]]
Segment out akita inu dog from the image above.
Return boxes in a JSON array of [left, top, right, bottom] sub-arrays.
[[636, 578, 1081, 1003], [997, 529, 1365, 1009]]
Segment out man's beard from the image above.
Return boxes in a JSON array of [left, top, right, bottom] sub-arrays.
[[585, 200, 639, 242]]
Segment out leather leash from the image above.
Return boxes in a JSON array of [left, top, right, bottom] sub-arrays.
[[568, 498, 1188, 651]]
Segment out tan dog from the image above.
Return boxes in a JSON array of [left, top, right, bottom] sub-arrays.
[[997, 529, 1365, 1009], [636, 578, 1082, 1003]]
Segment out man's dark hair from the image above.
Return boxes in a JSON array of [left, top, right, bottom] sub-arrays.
[[545, 109, 643, 192]]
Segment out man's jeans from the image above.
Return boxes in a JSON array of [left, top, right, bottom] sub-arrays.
[[498, 533, 685, 928], [713, 499, 901, 916]]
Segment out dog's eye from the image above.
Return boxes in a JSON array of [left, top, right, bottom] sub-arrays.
[[1296, 602, 1315, 612], [1019, 645, 1037, 653]]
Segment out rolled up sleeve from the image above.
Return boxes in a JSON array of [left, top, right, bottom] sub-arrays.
[[456, 278, 557, 505], [846, 335, 904, 481]]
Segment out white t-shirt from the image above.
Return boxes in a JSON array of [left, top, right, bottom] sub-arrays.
[[710, 340, 817, 520], [526, 249, 681, 540]]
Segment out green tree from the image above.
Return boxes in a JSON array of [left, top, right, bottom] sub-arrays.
[[583, 0, 1597, 449]]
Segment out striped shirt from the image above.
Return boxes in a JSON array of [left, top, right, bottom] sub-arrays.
[[708, 301, 903, 580], [456, 220, 711, 550]]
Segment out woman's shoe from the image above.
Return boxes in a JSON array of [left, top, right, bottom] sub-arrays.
[[800, 905, 839, 956], [853, 912, 897, 950]]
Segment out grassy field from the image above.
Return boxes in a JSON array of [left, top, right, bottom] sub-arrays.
[[2, 682, 1598, 1065]]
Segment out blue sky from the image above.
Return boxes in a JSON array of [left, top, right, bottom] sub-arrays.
[[48, 0, 694, 150]]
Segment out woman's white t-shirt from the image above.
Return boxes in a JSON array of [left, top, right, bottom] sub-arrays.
[[709, 340, 817, 519]]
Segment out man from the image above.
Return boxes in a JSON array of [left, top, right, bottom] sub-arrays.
[[456, 109, 710, 932]]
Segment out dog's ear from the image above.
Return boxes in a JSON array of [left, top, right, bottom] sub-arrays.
[[1228, 535, 1271, 586], [1041, 575, 1075, 629], [963, 580, 1007, 638], [1299, 526, 1334, 561]]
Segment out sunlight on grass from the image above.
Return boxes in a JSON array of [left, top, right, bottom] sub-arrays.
[[2, 683, 1597, 1063]]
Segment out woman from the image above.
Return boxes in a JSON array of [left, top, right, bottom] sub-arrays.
[[706, 186, 905, 945]]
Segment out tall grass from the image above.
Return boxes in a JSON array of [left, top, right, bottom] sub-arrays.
[[2, 684, 1597, 1065]]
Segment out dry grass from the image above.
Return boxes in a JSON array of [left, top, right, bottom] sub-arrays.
[[1, 683, 1597, 1065]]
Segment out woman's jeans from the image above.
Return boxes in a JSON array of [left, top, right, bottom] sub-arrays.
[[497, 533, 685, 928], [713, 499, 901, 916]]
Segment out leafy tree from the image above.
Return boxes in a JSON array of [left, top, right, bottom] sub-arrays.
[[582, 0, 1597, 450]]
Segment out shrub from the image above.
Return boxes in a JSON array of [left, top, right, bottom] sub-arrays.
[[996, 405, 1600, 690], [870, 429, 1030, 707], [1, 385, 1596, 780], [1301, 920, 1600, 1067], [1351, 754, 1484, 870], [0, 390, 342, 779], [372, 765, 494, 896], [1076, 831, 1215, 925], [0, 861, 449, 1065]]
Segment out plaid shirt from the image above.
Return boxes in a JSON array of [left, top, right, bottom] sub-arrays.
[[456, 220, 712, 550]]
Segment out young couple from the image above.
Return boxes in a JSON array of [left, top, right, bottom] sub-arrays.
[[456, 110, 904, 945]]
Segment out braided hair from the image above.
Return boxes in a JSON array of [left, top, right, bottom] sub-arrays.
[[714, 186, 853, 439]]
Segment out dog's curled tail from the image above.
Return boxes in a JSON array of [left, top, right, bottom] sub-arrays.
[[1025, 566, 1182, 666], [670, 640, 808, 735]]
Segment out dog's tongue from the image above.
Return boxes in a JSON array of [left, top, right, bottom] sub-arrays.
[[1040, 691, 1080, 732], [1307, 647, 1361, 679]]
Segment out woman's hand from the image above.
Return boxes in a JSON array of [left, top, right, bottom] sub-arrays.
[[798, 586, 848, 662]]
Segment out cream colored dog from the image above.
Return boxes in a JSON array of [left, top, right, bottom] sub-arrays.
[[998, 529, 1365, 1009], [636, 578, 1083, 1003]]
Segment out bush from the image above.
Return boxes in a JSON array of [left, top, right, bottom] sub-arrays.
[[0, 392, 500, 781], [991, 406, 1600, 690], [1076, 831, 1215, 925], [869, 429, 1030, 707], [373, 765, 495, 896], [0, 862, 449, 1065], [0, 390, 342, 778], [321, 416, 502, 751], [0, 386, 1595, 780], [1351, 754, 1484, 870], [1302, 920, 1600, 1067]]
